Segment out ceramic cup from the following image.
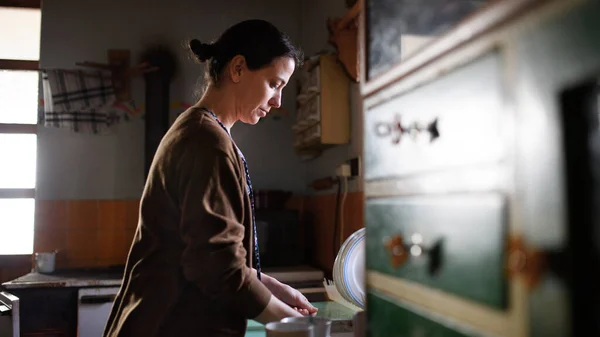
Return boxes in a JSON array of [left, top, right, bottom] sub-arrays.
[[34, 252, 56, 274], [265, 322, 314, 337], [281, 317, 331, 337]]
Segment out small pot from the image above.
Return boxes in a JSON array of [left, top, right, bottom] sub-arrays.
[[34, 251, 57, 274]]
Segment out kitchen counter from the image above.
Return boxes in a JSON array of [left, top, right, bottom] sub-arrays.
[[245, 301, 359, 337], [2, 267, 361, 336], [2, 269, 360, 337], [1, 265, 323, 291], [1, 267, 124, 290]]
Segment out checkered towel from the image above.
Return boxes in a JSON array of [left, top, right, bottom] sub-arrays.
[[42, 69, 122, 134]]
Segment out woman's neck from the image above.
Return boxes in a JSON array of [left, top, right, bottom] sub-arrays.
[[195, 86, 238, 132]]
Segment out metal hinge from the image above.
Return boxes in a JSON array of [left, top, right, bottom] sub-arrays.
[[507, 236, 547, 289]]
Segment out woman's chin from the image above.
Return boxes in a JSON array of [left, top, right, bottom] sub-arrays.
[[242, 116, 261, 125]]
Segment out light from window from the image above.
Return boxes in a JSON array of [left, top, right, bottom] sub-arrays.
[[0, 7, 41, 61], [0, 70, 39, 124], [0, 198, 34, 254], [0, 6, 41, 256], [0, 134, 37, 189]]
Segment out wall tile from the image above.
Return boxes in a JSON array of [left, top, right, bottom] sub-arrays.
[[97, 230, 133, 262], [99, 200, 127, 230], [66, 257, 100, 269], [67, 200, 99, 231], [33, 229, 66, 254], [66, 229, 99, 260], [1, 200, 141, 276], [35, 200, 67, 232], [124, 200, 140, 229], [0, 255, 32, 283], [302, 191, 364, 276]]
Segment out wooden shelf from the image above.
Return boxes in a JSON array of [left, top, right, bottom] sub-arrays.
[[293, 54, 351, 159]]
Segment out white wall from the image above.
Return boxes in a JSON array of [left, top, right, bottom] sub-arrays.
[[299, 0, 364, 193], [37, 0, 306, 199]]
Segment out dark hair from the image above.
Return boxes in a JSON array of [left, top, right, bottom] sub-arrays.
[[189, 19, 303, 86]]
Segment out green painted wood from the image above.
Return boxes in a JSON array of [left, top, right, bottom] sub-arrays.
[[366, 194, 507, 309], [364, 52, 504, 181], [511, 0, 600, 335], [367, 290, 474, 337]]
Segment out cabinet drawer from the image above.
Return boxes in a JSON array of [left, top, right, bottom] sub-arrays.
[[368, 291, 472, 337], [364, 52, 505, 181], [366, 194, 507, 309]]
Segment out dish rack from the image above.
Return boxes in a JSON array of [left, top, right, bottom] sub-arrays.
[[323, 278, 363, 312]]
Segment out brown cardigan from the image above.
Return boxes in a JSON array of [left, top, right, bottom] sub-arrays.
[[103, 108, 272, 337]]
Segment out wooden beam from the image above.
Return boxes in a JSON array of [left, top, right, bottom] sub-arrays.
[[0, 0, 41, 9], [0, 189, 35, 198], [0, 124, 37, 134], [0, 59, 38, 71]]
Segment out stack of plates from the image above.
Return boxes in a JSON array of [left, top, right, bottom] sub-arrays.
[[333, 228, 366, 309]]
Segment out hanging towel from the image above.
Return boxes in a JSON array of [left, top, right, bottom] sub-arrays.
[[42, 69, 122, 134]]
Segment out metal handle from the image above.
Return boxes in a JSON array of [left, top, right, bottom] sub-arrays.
[[80, 295, 116, 305], [0, 304, 11, 316], [375, 116, 440, 145], [385, 233, 444, 275]]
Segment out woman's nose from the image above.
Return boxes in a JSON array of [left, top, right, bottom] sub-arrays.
[[269, 95, 281, 108]]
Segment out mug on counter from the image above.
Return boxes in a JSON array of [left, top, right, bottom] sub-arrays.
[[265, 322, 314, 337], [34, 251, 57, 273], [281, 317, 331, 337]]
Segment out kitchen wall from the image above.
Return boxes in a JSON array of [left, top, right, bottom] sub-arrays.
[[37, 0, 306, 200], [300, 0, 363, 193], [297, 0, 365, 274], [1, 0, 365, 281], [2, 0, 307, 281]]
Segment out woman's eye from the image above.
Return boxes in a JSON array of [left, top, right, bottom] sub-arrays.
[[270, 82, 278, 89]]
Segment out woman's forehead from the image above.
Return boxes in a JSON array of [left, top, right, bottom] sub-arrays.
[[265, 57, 295, 78]]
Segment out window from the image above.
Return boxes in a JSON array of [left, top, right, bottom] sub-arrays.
[[0, 1, 41, 255]]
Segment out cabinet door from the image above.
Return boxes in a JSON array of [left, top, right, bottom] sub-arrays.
[[366, 193, 508, 309], [368, 291, 475, 337], [365, 0, 491, 81], [77, 287, 119, 337]]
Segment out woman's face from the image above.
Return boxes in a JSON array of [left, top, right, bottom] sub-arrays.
[[232, 56, 295, 125]]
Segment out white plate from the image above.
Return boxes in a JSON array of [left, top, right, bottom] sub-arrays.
[[333, 228, 366, 308], [343, 234, 365, 307]]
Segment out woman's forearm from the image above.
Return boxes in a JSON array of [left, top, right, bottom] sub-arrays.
[[253, 268, 279, 289], [251, 268, 302, 323]]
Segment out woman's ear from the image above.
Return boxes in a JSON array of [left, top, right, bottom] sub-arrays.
[[228, 55, 246, 83]]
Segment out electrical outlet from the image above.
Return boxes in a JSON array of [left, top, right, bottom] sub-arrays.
[[336, 163, 352, 177], [348, 157, 361, 177], [336, 157, 361, 178]]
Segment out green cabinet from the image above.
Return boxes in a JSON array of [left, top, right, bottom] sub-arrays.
[[362, 0, 600, 336], [363, 52, 505, 181], [367, 291, 472, 337], [366, 194, 507, 309]]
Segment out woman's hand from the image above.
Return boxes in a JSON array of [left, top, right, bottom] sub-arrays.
[[253, 294, 303, 324], [257, 270, 318, 316], [272, 282, 318, 316]]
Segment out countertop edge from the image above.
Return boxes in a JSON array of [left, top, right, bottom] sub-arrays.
[[2, 279, 122, 290]]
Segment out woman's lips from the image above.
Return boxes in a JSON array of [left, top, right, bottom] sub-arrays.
[[258, 109, 268, 117]]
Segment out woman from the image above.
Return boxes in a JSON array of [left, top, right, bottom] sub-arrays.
[[103, 19, 317, 337]]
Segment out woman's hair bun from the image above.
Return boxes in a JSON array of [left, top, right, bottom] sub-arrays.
[[189, 39, 215, 62]]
